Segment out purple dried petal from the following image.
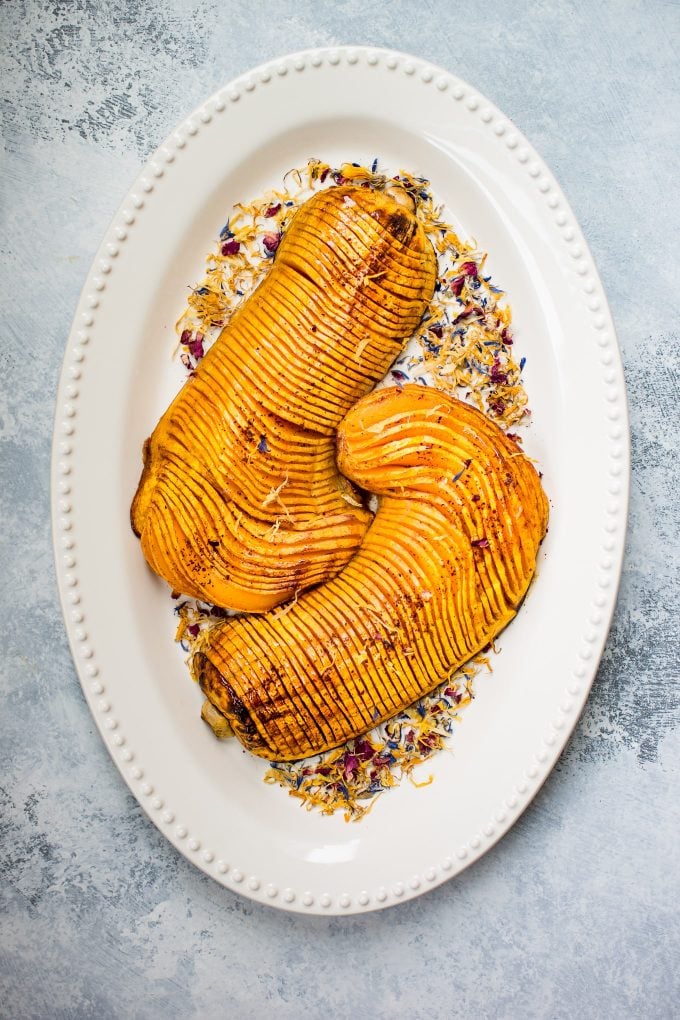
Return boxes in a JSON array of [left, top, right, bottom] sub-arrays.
[[343, 753, 359, 779], [354, 738, 375, 761], [265, 203, 281, 217], [262, 232, 281, 254], [450, 276, 465, 297], [189, 337, 204, 360], [471, 538, 490, 549], [460, 260, 478, 276], [221, 239, 240, 256], [188, 623, 200, 637], [180, 329, 192, 345], [490, 359, 509, 385]]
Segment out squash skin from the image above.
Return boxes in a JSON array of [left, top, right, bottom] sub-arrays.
[[194, 385, 549, 761], [131, 187, 437, 612]]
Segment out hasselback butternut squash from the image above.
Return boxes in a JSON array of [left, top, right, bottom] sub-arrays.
[[131, 187, 437, 612], [194, 385, 549, 760]]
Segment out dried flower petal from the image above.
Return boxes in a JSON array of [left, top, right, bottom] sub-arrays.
[[262, 232, 281, 254], [189, 337, 204, 360]]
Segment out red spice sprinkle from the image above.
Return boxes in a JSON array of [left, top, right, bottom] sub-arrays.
[[221, 239, 240, 256], [471, 538, 490, 548], [472, 494, 481, 502], [263, 232, 281, 254], [264, 203, 281, 217], [506, 432, 522, 443]]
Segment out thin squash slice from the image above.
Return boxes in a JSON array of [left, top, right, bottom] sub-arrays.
[[194, 384, 549, 760], [131, 186, 437, 612]]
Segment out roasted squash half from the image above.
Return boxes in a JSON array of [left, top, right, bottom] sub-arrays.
[[194, 385, 549, 760], [131, 186, 436, 612]]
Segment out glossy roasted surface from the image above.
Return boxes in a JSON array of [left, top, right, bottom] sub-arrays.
[[130, 186, 436, 611], [196, 385, 549, 759]]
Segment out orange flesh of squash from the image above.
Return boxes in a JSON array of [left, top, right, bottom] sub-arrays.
[[131, 187, 437, 612], [194, 384, 549, 760]]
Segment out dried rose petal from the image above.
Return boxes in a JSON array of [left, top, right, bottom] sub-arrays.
[[221, 239, 240, 256], [188, 623, 200, 637], [460, 260, 478, 276], [450, 276, 465, 297], [263, 232, 281, 254], [189, 337, 204, 360], [429, 323, 443, 338], [180, 329, 192, 345], [265, 203, 281, 217], [354, 739, 375, 761], [343, 753, 359, 779]]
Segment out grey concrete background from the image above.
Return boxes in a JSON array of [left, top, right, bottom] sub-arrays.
[[2, 1, 678, 1017]]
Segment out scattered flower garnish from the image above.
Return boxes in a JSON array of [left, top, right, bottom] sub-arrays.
[[264, 655, 489, 822], [171, 158, 534, 820]]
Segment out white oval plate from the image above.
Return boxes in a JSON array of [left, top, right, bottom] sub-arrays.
[[52, 47, 629, 914]]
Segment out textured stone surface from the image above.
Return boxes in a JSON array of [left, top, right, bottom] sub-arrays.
[[1, 1, 679, 1017]]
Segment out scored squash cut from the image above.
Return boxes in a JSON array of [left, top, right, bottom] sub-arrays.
[[131, 186, 436, 612], [194, 385, 549, 761]]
